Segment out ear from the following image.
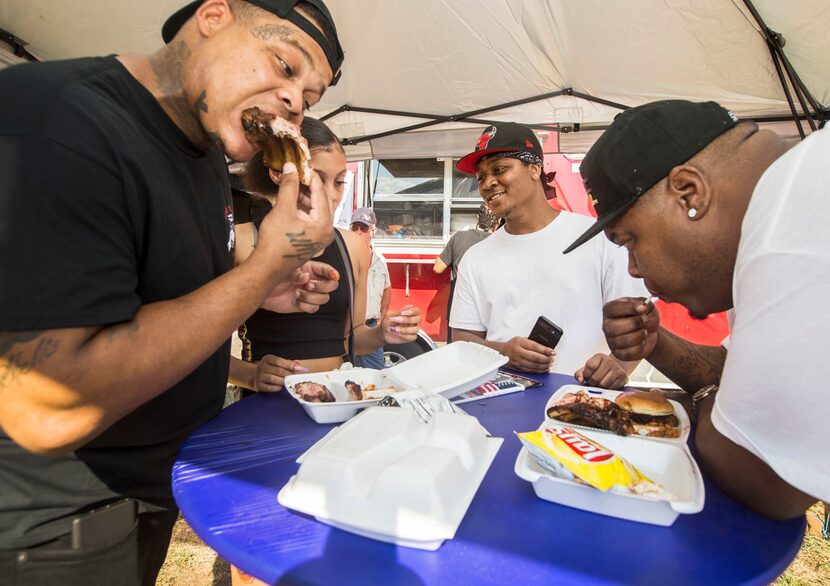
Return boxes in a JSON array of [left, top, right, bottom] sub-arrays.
[[194, 0, 235, 39], [528, 162, 542, 180], [665, 164, 711, 220]]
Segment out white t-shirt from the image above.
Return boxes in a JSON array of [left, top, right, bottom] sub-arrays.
[[711, 127, 830, 503], [366, 249, 391, 320], [450, 211, 646, 375]]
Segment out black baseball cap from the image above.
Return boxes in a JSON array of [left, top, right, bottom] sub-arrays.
[[162, 0, 344, 85], [456, 122, 543, 175], [562, 100, 739, 254]]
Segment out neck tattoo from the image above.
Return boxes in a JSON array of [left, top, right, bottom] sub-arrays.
[[148, 41, 211, 147]]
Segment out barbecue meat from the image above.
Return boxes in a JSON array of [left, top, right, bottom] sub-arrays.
[[294, 381, 335, 403], [241, 107, 312, 185], [546, 391, 634, 436], [345, 380, 363, 401]]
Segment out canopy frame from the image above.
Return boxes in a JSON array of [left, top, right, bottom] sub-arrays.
[[742, 0, 828, 136], [321, 0, 828, 149]]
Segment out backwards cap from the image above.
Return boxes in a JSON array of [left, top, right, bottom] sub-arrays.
[[162, 0, 344, 85], [563, 100, 738, 254]]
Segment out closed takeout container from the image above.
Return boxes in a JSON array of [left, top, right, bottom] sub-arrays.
[[284, 341, 508, 424], [278, 406, 503, 549], [545, 385, 691, 443], [514, 423, 704, 526]]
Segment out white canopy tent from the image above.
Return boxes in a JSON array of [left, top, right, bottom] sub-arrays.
[[2, 0, 827, 159]]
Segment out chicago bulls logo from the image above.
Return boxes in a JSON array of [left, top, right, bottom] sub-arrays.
[[476, 126, 497, 151]]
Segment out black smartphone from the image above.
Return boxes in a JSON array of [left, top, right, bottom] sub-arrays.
[[71, 498, 136, 550], [528, 316, 564, 350]]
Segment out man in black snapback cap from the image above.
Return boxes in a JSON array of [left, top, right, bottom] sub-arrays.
[[0, 1, 345, 583], [155, 0, 343, 162], [450, 122, 646, 387], [573, 99, 828, 519], [563, 100, 739, 254], [162, 0, 343, 85]]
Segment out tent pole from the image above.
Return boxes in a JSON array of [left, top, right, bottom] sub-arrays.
[[334, 88, 629, 145], [0, 29, 38, 61], [327, 89, 626, 129], [340, 91, 570, 145], [567, 90, 630, 112], [766, 43, 806, 139], [778, 53, 819, 131], [319, 105, 349, 122], [742, 0, 826, 131]]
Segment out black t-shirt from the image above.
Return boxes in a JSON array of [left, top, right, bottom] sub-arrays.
[[0, 57, 234, 548]]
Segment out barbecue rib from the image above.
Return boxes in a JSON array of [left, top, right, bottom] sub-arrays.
[[345, 380, 363, 402], [241, 107, 312, 186], [293, 381, 335, 403], [546, 391, 635, 436]]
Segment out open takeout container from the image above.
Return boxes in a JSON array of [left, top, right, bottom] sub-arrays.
[[278, 406, 503, 549], [284, 341, 508, 424], [545, 385, 691, 444], [514, 422, 704, 526]]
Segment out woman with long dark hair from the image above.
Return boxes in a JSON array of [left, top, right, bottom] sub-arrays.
[[228, 118, 422, 394]]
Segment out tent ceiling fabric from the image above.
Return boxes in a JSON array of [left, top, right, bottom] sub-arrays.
[[2, 0, 825, 158]]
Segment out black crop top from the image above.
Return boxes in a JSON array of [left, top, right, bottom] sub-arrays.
[[234, 191, 353, 361]]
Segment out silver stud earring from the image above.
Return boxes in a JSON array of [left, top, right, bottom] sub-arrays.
[[688, 208, 698, 218]]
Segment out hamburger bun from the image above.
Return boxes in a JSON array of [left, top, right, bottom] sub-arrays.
[[615, 390, 674, 416]]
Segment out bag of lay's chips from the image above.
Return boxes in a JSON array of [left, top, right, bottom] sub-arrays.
[[516, 425, 672, 499]]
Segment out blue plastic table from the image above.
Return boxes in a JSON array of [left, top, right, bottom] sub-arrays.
[[172, 372, 804, 585]]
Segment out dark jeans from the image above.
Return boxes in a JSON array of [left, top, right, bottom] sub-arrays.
[[353, 318, 386, 369], [0, 508, 179, 586]]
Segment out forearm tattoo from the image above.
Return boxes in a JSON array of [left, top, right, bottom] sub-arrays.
[[0, 332, 60, 390], [660, 332, 725, 392]]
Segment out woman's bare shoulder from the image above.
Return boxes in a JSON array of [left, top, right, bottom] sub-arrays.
[[338, 228, 370, 269]]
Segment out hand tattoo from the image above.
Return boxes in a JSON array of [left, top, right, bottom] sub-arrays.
[[283, 231, 323, 261]]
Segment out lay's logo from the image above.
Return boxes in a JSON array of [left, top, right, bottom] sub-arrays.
[[547, 427, 613, 462]]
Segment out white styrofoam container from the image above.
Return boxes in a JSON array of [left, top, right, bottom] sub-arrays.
[[284, 341, 508, 424], [545, 385, 691, 443], [384, 341, 508, 399], [278, 406, 503, 549], [283, 367, 400, 424], [514, 424, 705, 526]]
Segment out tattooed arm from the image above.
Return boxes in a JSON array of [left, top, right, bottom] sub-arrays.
[[646, 328, 726, 393], [603, 297, 725, 393], [0, 165, 332, 455]]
